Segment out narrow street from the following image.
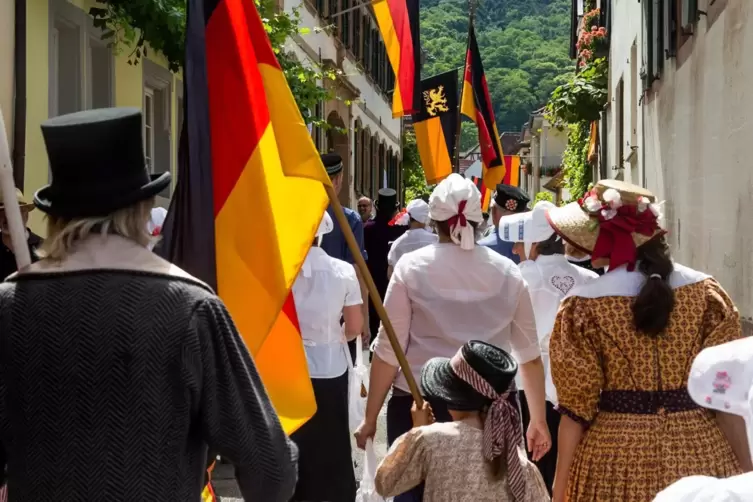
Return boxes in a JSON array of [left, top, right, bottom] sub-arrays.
[[214, 352, 390, 501]]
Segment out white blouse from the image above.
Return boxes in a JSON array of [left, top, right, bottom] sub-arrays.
[[373, 243, 540, 393], [387, 228, 438, 268], [517, 254, 599, 403], [292, 247, 363, 379]]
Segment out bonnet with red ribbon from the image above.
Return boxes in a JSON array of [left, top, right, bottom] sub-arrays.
[[579, 187, 664, 271], [428, 174, 482, 250]]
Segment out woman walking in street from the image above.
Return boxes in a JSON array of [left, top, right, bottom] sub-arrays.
[[355, 173, 551, 502], [546, 179, 751, 502], [0, 108, 298, 501], [289, 210, 364, 502]]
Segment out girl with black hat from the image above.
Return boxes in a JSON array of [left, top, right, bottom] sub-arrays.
[[375, 341, 549, 501], [0, 108, 298, 501]]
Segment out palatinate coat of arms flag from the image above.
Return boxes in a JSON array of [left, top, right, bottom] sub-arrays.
[[412, 70, 459, 185]]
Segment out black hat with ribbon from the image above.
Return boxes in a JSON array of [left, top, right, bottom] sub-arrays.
[[321, 152, 344, 176], [421, 341, 528, 501], [35, 107, 171, 218]]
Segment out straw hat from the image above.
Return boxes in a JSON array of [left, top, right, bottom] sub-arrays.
[[545, 179, 664, 255], [0, 188, 35, 212]]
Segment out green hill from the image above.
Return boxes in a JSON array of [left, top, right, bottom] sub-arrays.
[[419, 0, 573, 145]]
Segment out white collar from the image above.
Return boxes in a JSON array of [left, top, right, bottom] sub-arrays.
[[564, 262, 710, 300], [14, 234, 209, 288], [532, 254, 569, 266]]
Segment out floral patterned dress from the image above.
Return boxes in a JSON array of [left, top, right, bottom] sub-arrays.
[[375, 421, 550, 502], [550, 265, 743, 502]]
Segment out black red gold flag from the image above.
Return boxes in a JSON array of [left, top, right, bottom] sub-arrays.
[[412, 70, 458, 185], [373, 0, 422, 117], [158, 0, 332, 434], [471, 175, 492, 211], [461, 22, 506, 188]]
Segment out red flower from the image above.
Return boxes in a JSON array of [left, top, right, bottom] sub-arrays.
[[151, 226, 162, 236]]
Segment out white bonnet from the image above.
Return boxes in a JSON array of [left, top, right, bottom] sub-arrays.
[[316, 211, 334, 238], [395, 199, 431, 226], [429, 173, 482, 250], [497, 200, 556, 257]]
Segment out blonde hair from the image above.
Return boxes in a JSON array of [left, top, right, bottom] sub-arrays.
[[40, 198, 156, 260]]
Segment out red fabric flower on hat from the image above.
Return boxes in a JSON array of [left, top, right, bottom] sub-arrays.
[[388, 209, 408, 226], [151, 226, 162, 237], [504, 199, 518, 211], [592, 205, 658, 271]]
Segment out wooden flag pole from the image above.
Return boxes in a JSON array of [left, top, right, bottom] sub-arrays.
[[0, 108, 31, 271], [324, 184, 424, 407]]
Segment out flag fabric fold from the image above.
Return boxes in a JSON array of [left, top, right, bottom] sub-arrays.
[[373, 0, 421, 117], [461, 22, 506, 188], [503, 154, 521, 187], [159, 0, 330, 435], [412, 70, 458, 185]]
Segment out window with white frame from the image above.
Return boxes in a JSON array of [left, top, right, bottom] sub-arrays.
[[49, 0, 113, 118], [143, 59, 173, 199]]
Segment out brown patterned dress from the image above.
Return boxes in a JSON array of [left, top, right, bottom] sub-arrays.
[[550, 276, 743, 502]]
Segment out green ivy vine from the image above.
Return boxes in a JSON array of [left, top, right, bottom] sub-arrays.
[[533, 191, 554, 204], [89, 0, 338, 127], [561, 122, 592, 202]]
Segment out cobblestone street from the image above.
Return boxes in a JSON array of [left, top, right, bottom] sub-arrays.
[[215, 352, 389, 501]]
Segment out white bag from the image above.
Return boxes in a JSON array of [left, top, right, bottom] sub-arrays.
[[348, 335, 369, 432], [355, 439, 387, 502]]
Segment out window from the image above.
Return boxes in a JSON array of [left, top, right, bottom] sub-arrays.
[[363, 20, 372, 72], [314, 101, 323, 149], [371, 30, 379, 80], [316, 0, 325, 16], [681, 0, 697, 34], [143, 89, 155, 172], [329, 0, 338, 21], [664, 0, 678, 58], [353, 12, 362, 60], [49, 0, 113, 117], [354, 120, 361, 192], [615, 77, 624, 172], [363, 130, 371, 196], [143, 60, 173, 198], [342, 0, 351, 48], [371, 136, 379, 196]]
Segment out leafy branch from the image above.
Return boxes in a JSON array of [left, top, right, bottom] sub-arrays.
[[89, 0, 338, 126], [402, 131, 434, 203]]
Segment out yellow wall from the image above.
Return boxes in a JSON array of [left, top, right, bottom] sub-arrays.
[[24, 0, 182, 235], [0, 1, 15, 141]]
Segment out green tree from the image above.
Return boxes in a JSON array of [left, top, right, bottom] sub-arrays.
[[402, 131, 434, 203], [89, 0, 335, 125]]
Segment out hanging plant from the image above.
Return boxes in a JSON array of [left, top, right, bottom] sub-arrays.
[[545, 58, 608, 127]]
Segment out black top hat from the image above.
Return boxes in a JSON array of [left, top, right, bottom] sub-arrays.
[[376, 188, 397, 209], [321, 153, 343, 176], [493, 184, 530, 213], [35, 108, 171, 219], [421, 341, 518, 411]]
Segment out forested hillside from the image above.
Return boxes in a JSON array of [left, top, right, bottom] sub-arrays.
[[420, 0, 572, 145]]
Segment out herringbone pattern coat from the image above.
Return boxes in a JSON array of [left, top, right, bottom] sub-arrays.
[[0, 269, 298, 501]]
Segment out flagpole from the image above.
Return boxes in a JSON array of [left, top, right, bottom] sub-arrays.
[[324, 185, 424, 407]]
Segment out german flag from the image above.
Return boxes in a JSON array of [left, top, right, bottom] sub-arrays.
[[159, 0, 330, 434], [471, 175, 492, 212], [503, 155, 521, 187], [461, 22, 506, 188], [412, 70, 458, 185], [373, 0, 421, 117]]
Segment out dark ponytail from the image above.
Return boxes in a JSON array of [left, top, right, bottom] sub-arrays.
[[632, 236, 675, 336]]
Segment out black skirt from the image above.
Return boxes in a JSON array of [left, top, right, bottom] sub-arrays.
[[290, 371, 355, 502]]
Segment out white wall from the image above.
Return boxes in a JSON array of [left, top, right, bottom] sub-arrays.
[[605, 0, 644, 184], [639, 1, 753, 330]]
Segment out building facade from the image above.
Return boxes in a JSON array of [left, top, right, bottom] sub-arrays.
[[519, 113, 568, 203], [284, 0, 403, 208], [3, 0, 183, 236], [599, 0, 753, 332]]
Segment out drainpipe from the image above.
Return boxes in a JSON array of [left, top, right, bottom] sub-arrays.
[[12, 0, 26, 190]]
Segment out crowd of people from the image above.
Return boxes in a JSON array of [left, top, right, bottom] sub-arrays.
[[0, 106, 750, 502]]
